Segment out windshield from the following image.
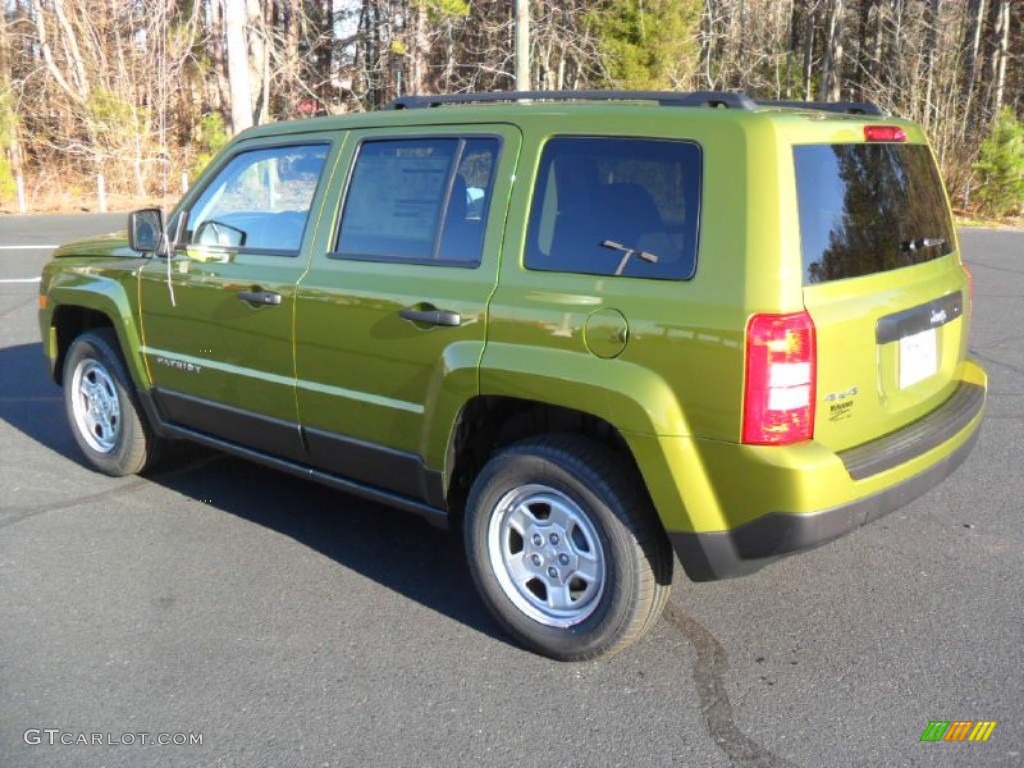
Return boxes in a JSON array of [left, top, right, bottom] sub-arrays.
[[794, 143, 955, 285]]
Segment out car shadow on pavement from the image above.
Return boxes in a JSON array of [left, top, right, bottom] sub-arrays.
[[0, 341, 507, 647], [0, 342, 80, 460], [156, 453, 507, 645]]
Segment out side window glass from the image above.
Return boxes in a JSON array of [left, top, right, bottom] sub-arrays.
[[335, 136, 500, 266], [525, 137, 702, 280], [186, 144, 328, 255], [441, 138, 497, 263]]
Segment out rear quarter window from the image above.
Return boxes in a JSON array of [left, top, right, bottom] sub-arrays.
[[525, 137, 702, 280], [795, 143, 955, 285]]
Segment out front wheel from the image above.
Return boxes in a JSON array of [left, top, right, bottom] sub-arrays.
[[63, 329, 161, 476], [464, 435, 672, 661]]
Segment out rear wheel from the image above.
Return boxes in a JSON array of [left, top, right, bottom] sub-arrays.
[[63, 329, 161, 476], [464, 435, 672, 661]]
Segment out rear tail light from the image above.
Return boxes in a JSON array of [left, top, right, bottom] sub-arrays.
[[864, 125, 907, 142], [743, 312, 817, 445]]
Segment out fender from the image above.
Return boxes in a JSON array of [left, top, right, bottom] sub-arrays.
[[473, 343, 703, 531], [40, 261, 151, 394], [478, 342, 692, 437], [418, 339, 485, 472]]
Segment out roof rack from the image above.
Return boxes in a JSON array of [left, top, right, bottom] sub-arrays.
[[384, 90, 885, 116], [386, 90, 758, 110]]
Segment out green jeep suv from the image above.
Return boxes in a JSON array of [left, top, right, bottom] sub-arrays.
[[38, 91, 986, 660]]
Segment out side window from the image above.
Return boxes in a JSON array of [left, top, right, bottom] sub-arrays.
[[335, 136, 499, 266], [186, 144, 328, 255], [525, 137, 702, 280]]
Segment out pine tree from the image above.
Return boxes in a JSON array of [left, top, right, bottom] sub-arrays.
[[973, 108, 1024, 217], [588, 0, 701, 90]]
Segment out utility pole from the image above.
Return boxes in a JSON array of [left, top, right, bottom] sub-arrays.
[[515, 0, 530, 91]]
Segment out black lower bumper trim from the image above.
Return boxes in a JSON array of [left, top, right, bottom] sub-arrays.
[[670, 424, 981, 582], [839, 382, 984, 481]]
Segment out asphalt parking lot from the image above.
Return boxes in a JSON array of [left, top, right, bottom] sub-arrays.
[[1, 215, 1021, 768]]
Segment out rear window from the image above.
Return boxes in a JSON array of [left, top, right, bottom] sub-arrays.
[[794, 143, 955, 285], [525, 137, 701, 280], [335, 137, 499, 266]]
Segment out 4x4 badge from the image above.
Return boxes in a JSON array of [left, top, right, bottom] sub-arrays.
[[822, 386, 858, 403], [823, 386, 858, 423]]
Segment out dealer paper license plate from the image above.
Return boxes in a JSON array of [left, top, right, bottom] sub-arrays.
[[899, 327, 937, 389]]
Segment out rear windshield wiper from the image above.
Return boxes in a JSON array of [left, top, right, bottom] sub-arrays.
[[601, 240, 659, 276], [901, 237, 946, 252]]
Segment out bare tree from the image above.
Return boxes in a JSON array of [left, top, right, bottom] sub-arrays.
[[1, 0, 1021, 212], [225, 0, 254, 132]]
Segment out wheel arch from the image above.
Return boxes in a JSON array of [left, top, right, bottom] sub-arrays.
[[442, 351, 699, 534], [445, 396, 649, 521], [50, 304, 115, 384], [45, 280, 149, 392]]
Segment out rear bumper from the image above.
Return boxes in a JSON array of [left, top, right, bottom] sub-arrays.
[[667, 378, 985, 581]]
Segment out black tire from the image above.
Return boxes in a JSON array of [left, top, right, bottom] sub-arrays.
[[63, 328, 161, 476], [464, 434, 673, 661]]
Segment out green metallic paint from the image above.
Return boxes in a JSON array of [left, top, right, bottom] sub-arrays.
[[582, 308, 628, 359], [39, 257, 151, 391], [480, 342, 692, 436], [138, 252, 304, 426], [39, 100, 986, 557], [806, 256, 971, 453], [629, 359, 985, 534], [294, 123, 523, 478], [45, 326, 58, 373], [51, 232, 140, 260], [137, 130, 345, 438], [297, 373, 425, 414], [484, 114, 755, 443], [292, 266, 490, 453], [418, 341, 488, 469]]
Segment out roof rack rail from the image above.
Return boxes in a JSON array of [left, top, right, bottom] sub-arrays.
[[386, 90, 758, 110], [756, 99, 885, 116], [384, 90, 886, 117]]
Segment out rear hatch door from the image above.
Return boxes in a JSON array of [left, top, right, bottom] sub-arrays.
[[794, 137, 970, 453]]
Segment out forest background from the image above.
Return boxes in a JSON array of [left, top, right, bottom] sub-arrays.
[[0, 0, 1021, 218]]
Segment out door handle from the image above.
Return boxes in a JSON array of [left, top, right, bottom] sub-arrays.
[[399, 306, 462, 327], [237, 290, 282, 306]]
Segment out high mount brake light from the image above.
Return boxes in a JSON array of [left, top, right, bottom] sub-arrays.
[[864, 125, 907, 142], [743, 312, 817, 445]]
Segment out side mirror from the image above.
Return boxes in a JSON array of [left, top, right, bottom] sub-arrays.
[[194, 220, 246, 248], [128, 208, 163, 253]]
